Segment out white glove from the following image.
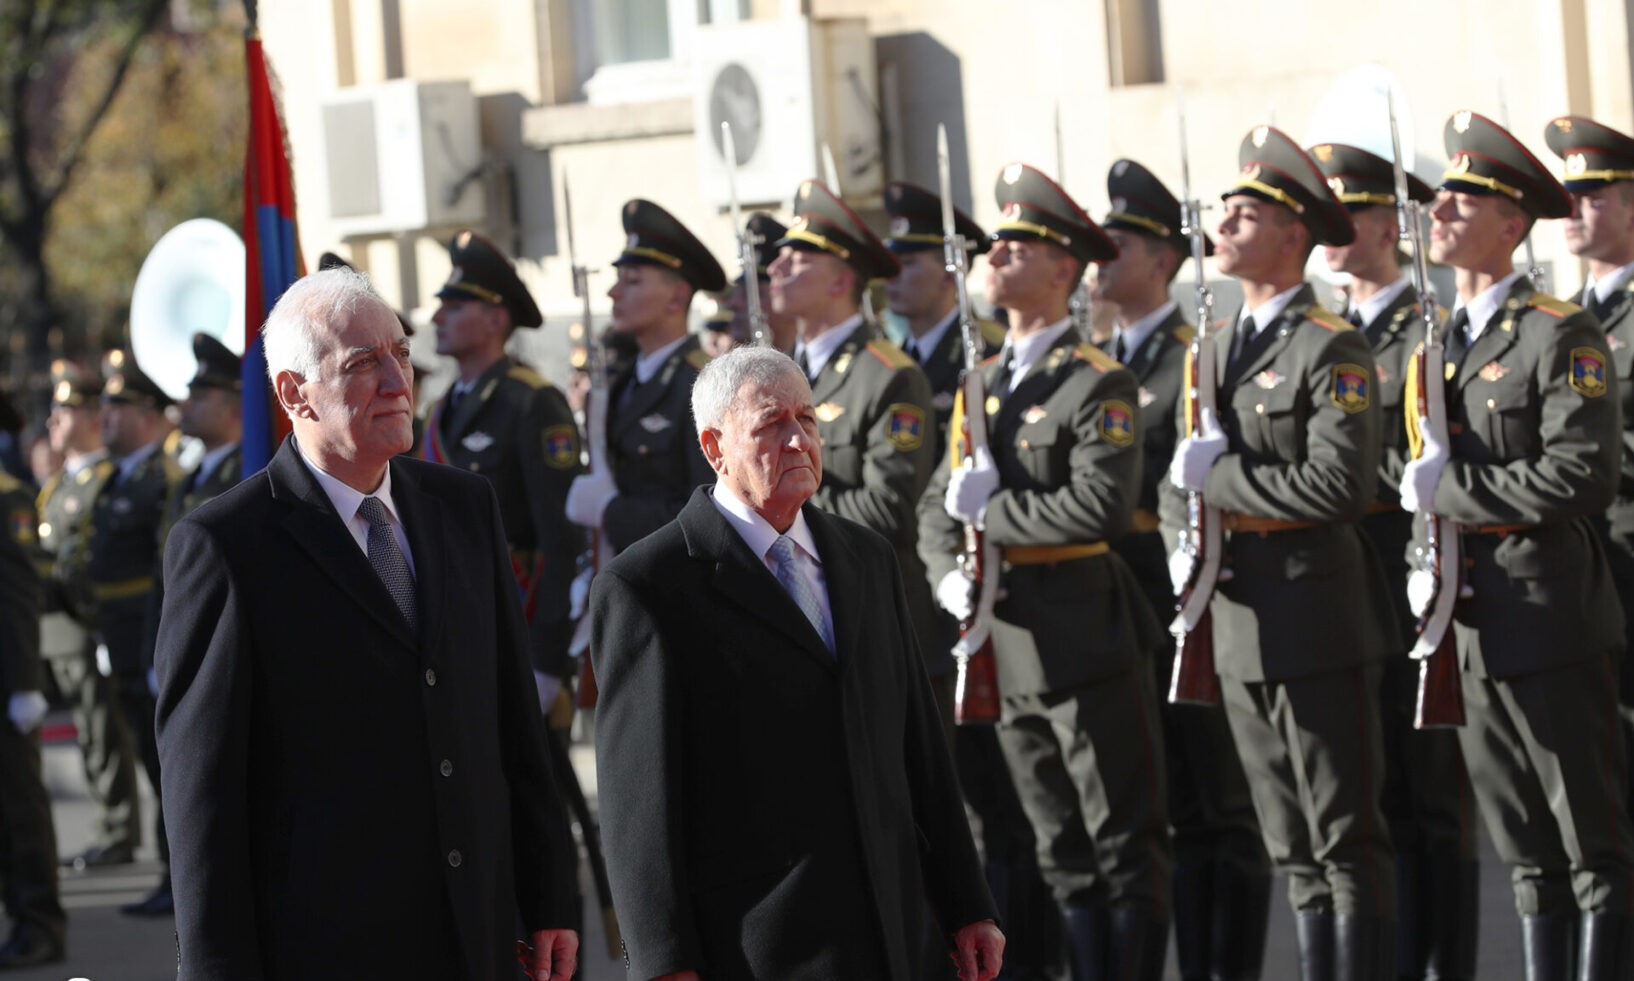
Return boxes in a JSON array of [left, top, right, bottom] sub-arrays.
[[568, 565, 594, 621], [147, 667, 159, 698], [1169, 407, 1228, 492], [1407, 569, 1437, 619], [1399, 415, 1447, 514], [94, 642, 112, 679], [533, 670, 563, 714], [7, 691, 47, 734], [566, 472, 618, 529], [1169, 546, 1197, 597], [944, 446, 1000, 526], [936, 569, 975, 622]]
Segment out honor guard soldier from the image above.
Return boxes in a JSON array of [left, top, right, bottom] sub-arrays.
[[724, 212, 798, 352], [0, 471, 64, 967], [1313, 142, 1480, 981], [425, 230, 583, 700], [1159, 126, 1397, 978], [1095, 158, 1274, 981], [769, 180, 939, 684], [1546, 117, 1634, 816], [566, 199, 725, 555], [35, 364, 140, 872], [122, 333, 243, 920], [87, 356, 182, 881], [1409, 111, 1634, 979], [922, 162, 1172, 981]]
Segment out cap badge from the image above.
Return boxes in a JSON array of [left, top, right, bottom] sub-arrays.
[[1112, 160, 1129, 177], [1454, 111, 1473, 134], [1111, 197, 1127, 212], [447, 265, 465, 284], [1002, 163, 1025, 185], [1453, 154, 1473, 173], [626, 232, 641, 249], [455, 230, 473, 247], [1241, 163, 1262, 180], [889, 216, 911, 237], [799, 179, 815, 197], [1327, 177, 1346, 196], [1252, 126, 1270, 148], [1567, 153, 1588, 176], [53, 381, 71, 402], [1555, 118, 1574, 133], [1313, 144, 1335, 162], [1003, 202, 1022, 219]]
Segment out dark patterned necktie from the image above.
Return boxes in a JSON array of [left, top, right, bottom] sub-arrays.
[[768, 535, 833, 655], [358, 496, 418, 632]]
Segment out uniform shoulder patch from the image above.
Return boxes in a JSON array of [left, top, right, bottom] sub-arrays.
[[506, 364, 548, 389], [1072, 343, 1119, 372], [865, 339, 915, 370], [978, 319, 1007, 348], [1100, 399, 1136, 447], [1331, 362, 1371, 413], [1171, 324, 1197, 345], [1570, 347, 1609, 397], [1527, 292, 1580, 319], [542, 424, 582, 469], [885, 402, 926, 451], [684, 347, 712, 370], [0, 471, 19, 495], [1305, 306, 1350, 332]]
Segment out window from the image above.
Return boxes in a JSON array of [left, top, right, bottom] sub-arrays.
[[573, 0, 747, 106]]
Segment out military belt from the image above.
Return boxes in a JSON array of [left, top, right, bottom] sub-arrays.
[[1467, 523, 1532, 538], [1003, 542, 1110, 565], [91, 577, 153, 602], [1129, 509, 1161, 533], [1220, 513, 1316, 535], [1365, 500, 1400, 515]]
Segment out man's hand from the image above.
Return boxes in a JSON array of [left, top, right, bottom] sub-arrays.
[[1399, 413, 1446, 514], [950, 919, 1005, 981], [1168, 544, 1197, 598], [566, 472, 618, 529], [936, 569, 975, 622], [517, 928, 578, 981], [1169, 406, 1228, 492], [944, 446, 1000, 526], [7, 691, 46, 735]]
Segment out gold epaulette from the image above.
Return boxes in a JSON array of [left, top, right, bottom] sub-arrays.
[[865, 339, 915, 370], [506, 364, 549, 389], [1527, 292, 1581, 319], [684, 347, 712, 370], [1305, 306, 1350, 332], [0, 471, 20, 496], [1172, 324, 1197, 344], [979, 319, 1007, 347], [1072, 343, 1120, 372]]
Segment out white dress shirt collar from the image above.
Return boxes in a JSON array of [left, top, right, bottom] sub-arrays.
[[1455, 271, 1523, 343], [64, 447, 107, 479], [635, 333, 690, 385], [797, 314, 865, 379], [909, 309, 958, 362], [709, 480, 822, 567], [1003, 317, 1075, 392], [1114, 301, 1179, 360], [295, 444, 415, 574], [1590, 260, 1634, 305], [1354, 277, 1411, 329], [114, 440, 163, 486], [1241, 283, 1306, 336]]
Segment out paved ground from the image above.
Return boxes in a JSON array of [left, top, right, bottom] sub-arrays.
[[22, 718, 1525, 980]]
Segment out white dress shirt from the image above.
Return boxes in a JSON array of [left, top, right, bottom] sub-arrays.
[[709, 481, 834, 646], [1113, 300, 1179, 361], [1351, 277, 1411, 329], [1588, 260, 1634, 305], [907, 309, 958, 363], [297, 446, 417, 577], [794, 314, 865, 379], [1002, 317, 1076, 393], [1241, 283, 1307, 338], [634, 333, 691, 384], [1454, 271, 1524, 345]]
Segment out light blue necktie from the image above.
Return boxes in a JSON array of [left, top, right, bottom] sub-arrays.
[[768, 535, 833, 655], [359, 496, 418, 632]]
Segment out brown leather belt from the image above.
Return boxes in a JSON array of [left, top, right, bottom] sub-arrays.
[[1003, 542, 1110, 565], [1130, 509, 1161, 533], [1220, 512, 1317, 535], [1365, 500, 1399, 515], [1467, 523, 1532, 538]]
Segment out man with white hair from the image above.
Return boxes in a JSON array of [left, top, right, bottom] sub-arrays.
[[154, 267, 580, 981], [591, 346, 1003, 981]]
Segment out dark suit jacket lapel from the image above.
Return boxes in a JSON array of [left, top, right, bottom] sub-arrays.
[[1454, 281, 1525, 393], [268, 438, 420, 651], [390, 459, 447, 662], [803, 505, 862, 669], [679, 490, 835, 669]]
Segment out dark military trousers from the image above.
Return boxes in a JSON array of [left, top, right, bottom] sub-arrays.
[[0, 725, 64, 945], [1458, 652, 1634, 916], [1595, 496, 1634, 809], [997, 664, 1172, 912], [116, 684, 165, 866], [46, 649, 139, 853], [1220, 663, 1396, 917]]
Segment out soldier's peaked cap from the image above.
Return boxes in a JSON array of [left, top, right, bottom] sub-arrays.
[[102, 353, 172, 409], [436, 231, 543, 329], [1223, 126, 1355, 246], [777, 179, 901, 281], [189, 333, 241, 392], [736, 212, 788, 285], [1441, 111, 1571, 219], [1545, 115, 1634, 194], [614, 199, 728, 293], [993, 163, 1117, 264], [1104, 158, 1212, 256], [883, 181, 990, 256], [1308, 143, 1434, 211], [50, 360, 100, 407]]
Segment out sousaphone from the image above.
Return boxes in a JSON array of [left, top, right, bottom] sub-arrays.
[[129, 219, 246, 400]]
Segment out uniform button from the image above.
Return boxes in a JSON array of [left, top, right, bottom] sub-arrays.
[[1255, 404, 1265, 414], [37, 522, 50, 538], [425, 668, 437, 686], [447, 849, 462, 868], [440, 759, 454, 777], [1486, 398, 1496, 410], [637, 445, 649, 456], [469, 462, 481, 473], [1018, 438, 1031, 450]]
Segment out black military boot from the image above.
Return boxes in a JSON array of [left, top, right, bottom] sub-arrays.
[[1172, 860, 1214, 981], [1577, 911, 1633, 981], [995, 862, 1067, 980], [1297, 910, 1336, 981], [1522, 912, 1580, 981], [1105, 900, 1169, 981], [1213, 860, 1272, 980], [1394, 850, 1424, 981], [1336, 914, 1395, 981], [1064, 905, 1109, 981], [1421, 856, 1477, 981]]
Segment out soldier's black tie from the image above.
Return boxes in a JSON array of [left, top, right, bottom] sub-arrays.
[[1227, 315, 1260, 374], [795, 346, 812, 380], [359, 496, 418, 632], [1444, 308, 1472, 369]]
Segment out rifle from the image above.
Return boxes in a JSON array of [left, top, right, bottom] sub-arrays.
[[1388, 92, 1465, 729], [722, 121, 771, 347], [563, 174, 612, 709], [1168, 88, 1224, 706], [938, 124, 1001, 725]]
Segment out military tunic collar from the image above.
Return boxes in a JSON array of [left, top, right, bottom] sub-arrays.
[[113, 439, 163, 486], [1455, 270, 1524, 343], [633, 332, 690, 385], [1586, 258, 1634, 305], [796, 313, 865, 378], [1113, 300, 1178, 358], [64, 447, 108, 479], [1351, 277, 1411, 329], [1241, 282, 1306, 337], [1003, 317, 1075, 392], [910, 308, 959, 362]]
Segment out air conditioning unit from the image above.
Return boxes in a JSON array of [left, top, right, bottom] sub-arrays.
[[693, 18, 884, 209], [318, 79, 487, 238]]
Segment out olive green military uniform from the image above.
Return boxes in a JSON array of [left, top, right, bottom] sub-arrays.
[[424, 357, 582, 676], [0, 474, 65, 957], [912, 312, 1007, 464], [604, 336, 714, 553]]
